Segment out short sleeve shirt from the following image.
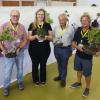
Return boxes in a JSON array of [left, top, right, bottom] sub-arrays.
[[28, 22, 52, 47], [73, 27, 93, 59]]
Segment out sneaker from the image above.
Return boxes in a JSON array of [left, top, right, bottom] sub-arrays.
[[3, 88, 9, 96], [34, 82, 40, 86], [18, 83, 24, 91], [70, 82, 81, 88], [40, 82, 46, 86], [60, 80, 66, 87], [54, 76, 61, 81], [82, 88, 89, 98]]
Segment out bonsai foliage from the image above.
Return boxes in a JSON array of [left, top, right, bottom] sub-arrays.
[[37, 28, 46, 38], [83, 28, 100, 55], [0, 27, 17, 58], [87, 28, 100, 44], [36, 10, 53, 39], [0, 27, 16, 41], [45, 10, 53, 24]]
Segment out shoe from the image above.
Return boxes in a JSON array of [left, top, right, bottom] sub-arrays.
[[82, 88, 89, 98], [70, 82, 81, 88], [18, 83, 24, 91], [34, 82, 40, 86], [40, 82, 46, 86], [54, 76, 61, 81], [3, 88, 9, 96], [60, 80, 66, 87]]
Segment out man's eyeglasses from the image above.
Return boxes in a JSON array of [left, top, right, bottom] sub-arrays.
[[11, 15, 19, 18]]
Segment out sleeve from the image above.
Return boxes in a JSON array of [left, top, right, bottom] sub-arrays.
[[22, 25, 27, 40], [70, 26, 75, 41], [73, 27, 80, 42], [47, 23, 52, 31], [28, 23, 33, 31], [53, 27, 56, 37], [0, 24, 4, 33]]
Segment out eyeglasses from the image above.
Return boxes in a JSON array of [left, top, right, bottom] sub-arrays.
[[11, 15, 19, 18], [37, 14, 44, 16]]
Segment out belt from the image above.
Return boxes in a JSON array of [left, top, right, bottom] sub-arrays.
[[55, 45, 71, 48]]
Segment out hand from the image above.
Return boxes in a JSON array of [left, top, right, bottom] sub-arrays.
[[77, 46, 84, 52], [44, 36, 48, 41], [95, 51, 100, 57], [16, 48, 21, 55], [28, 35, 39, 40], [34, 35, 39, 40], [2, 49, 7, 55]]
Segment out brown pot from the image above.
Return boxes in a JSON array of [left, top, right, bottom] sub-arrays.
[[83, 44, 98, 55]]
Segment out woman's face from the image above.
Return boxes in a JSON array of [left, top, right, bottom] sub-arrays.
[[36, 11, 45, 22]]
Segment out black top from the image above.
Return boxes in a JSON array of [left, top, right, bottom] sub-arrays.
[[73, 27, 93, 59], [28, 22, 52, 48]]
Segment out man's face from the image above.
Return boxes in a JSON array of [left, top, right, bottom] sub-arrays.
[[81, 17, 90, 28], [59, 16, 67, 27], [10, 11, 20, 24]]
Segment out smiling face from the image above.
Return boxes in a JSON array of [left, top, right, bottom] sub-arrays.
[[36, 10, 45, 22], [58, 14, 68, 27], [10, 10, 20, 25], [81, 16, 90, 28]]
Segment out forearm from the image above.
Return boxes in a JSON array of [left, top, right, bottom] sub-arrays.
[[72, 41, 78, 49], [17, 38, 28, 49], [45, 35, 53, 41], [0, 42, 5, 51]]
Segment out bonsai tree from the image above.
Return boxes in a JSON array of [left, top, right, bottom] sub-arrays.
[[45, 10, 53, 24], [83, 28, 100, 55], [0, 27, 17, 58], [0, 27, 16, 41], [37, 10, 53, 40]]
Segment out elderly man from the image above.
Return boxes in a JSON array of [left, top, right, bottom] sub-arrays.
[[0, 10, 27, 96], [53, 13, 74, 87], [70, 15, 100, 97]]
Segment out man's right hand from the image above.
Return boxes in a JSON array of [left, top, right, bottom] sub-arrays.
[[1, 49, 7, 55], [77, 46, 84, 52]]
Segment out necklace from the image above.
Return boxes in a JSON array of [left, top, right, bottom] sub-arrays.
[[9, 20, 19, 33], [80, 29, 89, 43]]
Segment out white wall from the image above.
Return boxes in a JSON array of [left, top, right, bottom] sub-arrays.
[[0, 6, 100, 88], [77, 0, 100, 6], [51, 1, 73, 6]]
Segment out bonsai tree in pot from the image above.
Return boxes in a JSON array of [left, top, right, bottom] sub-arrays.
[[37, 10, 53, 41], [0, 27, 17, 58], [83, 28, 100, 55]]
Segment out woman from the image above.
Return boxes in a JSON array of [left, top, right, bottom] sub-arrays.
[[28, 9, 53, 86]]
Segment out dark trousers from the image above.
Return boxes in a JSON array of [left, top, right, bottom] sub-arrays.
[[28, 44, 50, 83], [54, 46, 72, 81]]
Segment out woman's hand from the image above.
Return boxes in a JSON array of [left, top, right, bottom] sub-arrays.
[[34, 35, 39, 40], [28, 31, 39, 41], [44, 35, 48, 40], [28, 34, 39, 41]]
